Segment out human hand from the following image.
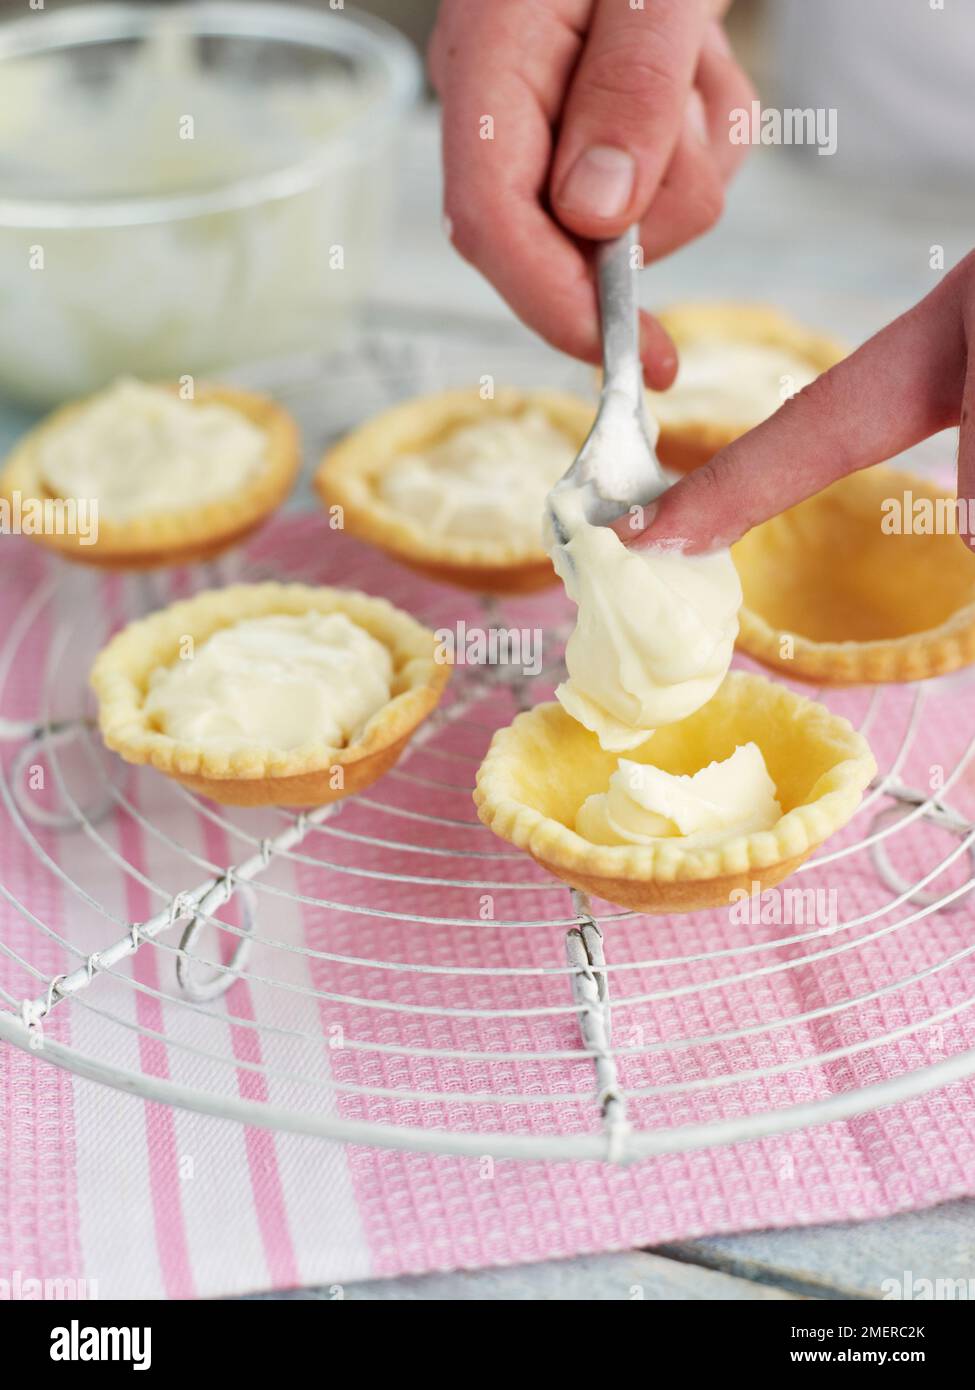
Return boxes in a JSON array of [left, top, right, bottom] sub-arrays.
[[429, 0, 755, 388], [621, 251, 975, 553]]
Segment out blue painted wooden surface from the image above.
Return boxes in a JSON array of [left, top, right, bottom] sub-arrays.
[[242, 1249, 804, 1301], [236, 1199, 975, 1300]]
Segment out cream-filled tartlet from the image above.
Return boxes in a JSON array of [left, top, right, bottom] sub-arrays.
[[144, 612, 394, 754], [316, 387, 596, 593], [475, 675, 875, 913], [651, 340, 818, 428], [1, 378, 300, 568], [647, 303, 846, 473], [378, 408, 575, 551], [91, 582, 450, 807], [39, 378, 267, 519]]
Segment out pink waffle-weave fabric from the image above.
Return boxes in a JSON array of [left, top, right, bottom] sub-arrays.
[[2, 516, 975, 1299]]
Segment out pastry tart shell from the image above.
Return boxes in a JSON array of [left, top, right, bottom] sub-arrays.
[[315, 387, 595, 594], [652, 303, 846, 473], [1, 384, 300, 570], [91, 582, 450, 807], [474, 671, 875, 913], [734, 466, 975, 684]]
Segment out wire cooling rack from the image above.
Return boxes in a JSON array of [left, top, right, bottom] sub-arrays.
[[2, 326, 975, 1164]]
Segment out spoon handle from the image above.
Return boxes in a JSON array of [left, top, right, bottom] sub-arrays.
[[596, 224, 642, 394]]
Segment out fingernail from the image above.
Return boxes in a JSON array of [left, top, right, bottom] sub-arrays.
[[558, 145, 635, 220], [686, 89, 709, 146]]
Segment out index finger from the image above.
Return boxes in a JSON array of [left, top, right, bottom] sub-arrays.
[[626, 269, 969, 552]]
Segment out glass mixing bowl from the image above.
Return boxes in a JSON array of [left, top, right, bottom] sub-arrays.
[[0, 2, 421, 407]]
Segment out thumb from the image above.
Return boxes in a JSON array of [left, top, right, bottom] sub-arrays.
[[550, 0, 708, 238]]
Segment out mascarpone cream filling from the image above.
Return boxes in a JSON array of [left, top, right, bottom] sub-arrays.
[[379, 409, 577, 550], [647, 339, 817, 428], [38, 378, 268, 520], [550, 487, 742, 751], [576, 743, 781, 847], [144, 611, 393, 753]]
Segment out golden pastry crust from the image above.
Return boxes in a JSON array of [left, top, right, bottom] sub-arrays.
[[315, 387, 595, 593], [0, 383, 300, 569], [651, 302, 847, 473], [91, 582, 450, 807], [734, 466, 975, 683], [474, 671, 875, 913]]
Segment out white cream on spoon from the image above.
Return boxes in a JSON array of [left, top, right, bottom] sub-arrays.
[[550, 477, 742, 750]]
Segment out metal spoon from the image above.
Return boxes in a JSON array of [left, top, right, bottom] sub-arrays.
[[547, 224, 668, 548]]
